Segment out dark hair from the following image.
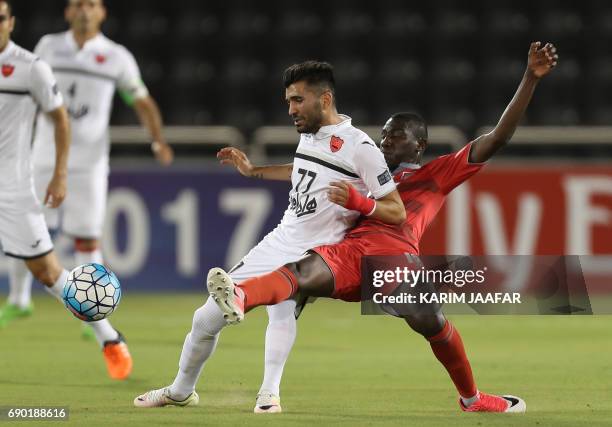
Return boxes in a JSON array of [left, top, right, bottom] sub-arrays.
[[390, 112, 428, 142], [283, 60, 336, 96]]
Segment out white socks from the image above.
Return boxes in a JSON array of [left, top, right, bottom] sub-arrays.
[[168, 296, 297, 400], [74, 248, 104, 266], [169, 298, 227, 400], [43, 268, 69, 302], [7, 258, 33, 308], [461, 391, 480, 407], [260, 300, 297, 397], [45, 268, 118, 347]]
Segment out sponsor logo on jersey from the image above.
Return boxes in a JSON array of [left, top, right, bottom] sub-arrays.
[[95, 54, 106, 64], [330, 135, 344, 153], [290, 193, 318, 217], [377, 170, 392, 185], [1, 63, 14, 77], [290, 168, 318, 217]]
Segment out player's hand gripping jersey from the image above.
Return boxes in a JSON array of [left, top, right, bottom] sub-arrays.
[[313, 142, 484, 301], [230, 116, 396, 282], [31, 31, 148, 170]]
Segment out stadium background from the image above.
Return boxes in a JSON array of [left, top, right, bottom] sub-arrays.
[[0, 1, 611, 426], [1, 0, 610, 292]]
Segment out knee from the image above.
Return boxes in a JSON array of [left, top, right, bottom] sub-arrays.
[[266, 300, 297, 323], [75, 238, 99, 252], [191, 304, 223, 340], [404, 313, 446, 338], [283, 262, 301, 280]]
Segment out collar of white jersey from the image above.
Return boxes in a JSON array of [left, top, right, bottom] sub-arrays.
[[0, 40, 15, 61], [312, 114, 352, 139], [66, 30, 105, 51]]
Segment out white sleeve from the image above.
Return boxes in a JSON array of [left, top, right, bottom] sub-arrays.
[[29, 59, 63, 113], [33, 36, 49, 58], [353, 140, 396, 199], [116, 47, 148, 100]]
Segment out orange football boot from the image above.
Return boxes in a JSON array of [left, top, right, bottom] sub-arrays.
[[103, 331, 133, 380]]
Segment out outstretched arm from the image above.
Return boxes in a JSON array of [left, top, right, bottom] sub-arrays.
[[469, 41, 558, 163], [217, 147, 293, 181]]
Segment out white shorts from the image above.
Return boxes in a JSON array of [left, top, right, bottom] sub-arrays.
[[228, 231, 309, 283], [34, 163, 109, 239], [0, 189, 54, 259]]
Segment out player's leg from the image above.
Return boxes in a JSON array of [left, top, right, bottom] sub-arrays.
[[62, 166, 107, 340], [403, 302, 525, 412], [255, 300, 296, 413], [0, 258, 33, 327], [25, 251, 132, 379], [223, 252, 334, 315], [207, 247, 352, 413], [0, 167, 54, 325], [134, 238, 298, 407], [234, 251, 332, 413], [403, 312, 479, 402], [134, 291, 225, 407], [194, 261, 318, 413], [64, 166, 107, 267], [74, 237, 103, 265]]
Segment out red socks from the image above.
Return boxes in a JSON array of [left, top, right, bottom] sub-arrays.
[[427, 320, 478, 399], [238, 266, 298, 312]]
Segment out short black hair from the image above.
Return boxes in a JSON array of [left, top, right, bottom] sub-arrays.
[[390, 112, 428, 142], [283, 60, 336, 96], [1, 0, 12, 15]]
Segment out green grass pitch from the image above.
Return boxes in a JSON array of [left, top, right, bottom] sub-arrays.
[[0, 294, 611, 426]]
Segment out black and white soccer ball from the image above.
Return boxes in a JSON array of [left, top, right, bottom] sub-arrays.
[[62, 263, 122, 322]]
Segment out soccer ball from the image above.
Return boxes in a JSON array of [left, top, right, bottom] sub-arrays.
[[62, 263, 122, 322]]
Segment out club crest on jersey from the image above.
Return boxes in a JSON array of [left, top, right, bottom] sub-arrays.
[[95, 54, 106, 64], [1, 64, 14, 77], [330, 135, 344, 153]]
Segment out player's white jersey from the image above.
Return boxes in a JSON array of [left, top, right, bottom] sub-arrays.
[[0, 41, 63, 194], [32, 31, 148, 170], [267, 115, 396, 251]]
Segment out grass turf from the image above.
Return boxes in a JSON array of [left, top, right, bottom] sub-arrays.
[[0, 294, 611, 426]]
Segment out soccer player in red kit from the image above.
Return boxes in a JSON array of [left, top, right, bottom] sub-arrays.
[[206, 41, 557, 413]]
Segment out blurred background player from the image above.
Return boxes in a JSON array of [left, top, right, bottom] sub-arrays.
[[0, 0, 131, 380], [133, 60, 406, 408], [0, 0, 173, 330], [171, 41, 556, 413]]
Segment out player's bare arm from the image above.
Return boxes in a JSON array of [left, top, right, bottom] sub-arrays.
[[469, 41, 558, 163], [133, 96, 174, 166], [328, 182, 406, 225], [45, 106, 70, 208], [217, 147, 293, 181]]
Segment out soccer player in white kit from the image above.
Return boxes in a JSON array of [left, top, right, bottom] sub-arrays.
[[0, 0, 131, 380], [1, 0, 173, 332], [134, 61, 406, 408]]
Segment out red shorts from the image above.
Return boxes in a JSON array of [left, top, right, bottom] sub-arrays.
[[312, 232, 416, 302]]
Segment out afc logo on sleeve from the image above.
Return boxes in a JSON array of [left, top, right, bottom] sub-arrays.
[[377, 170, 392, 185]]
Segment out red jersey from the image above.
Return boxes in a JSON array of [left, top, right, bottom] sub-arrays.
[[346, 142, 484, 254]]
